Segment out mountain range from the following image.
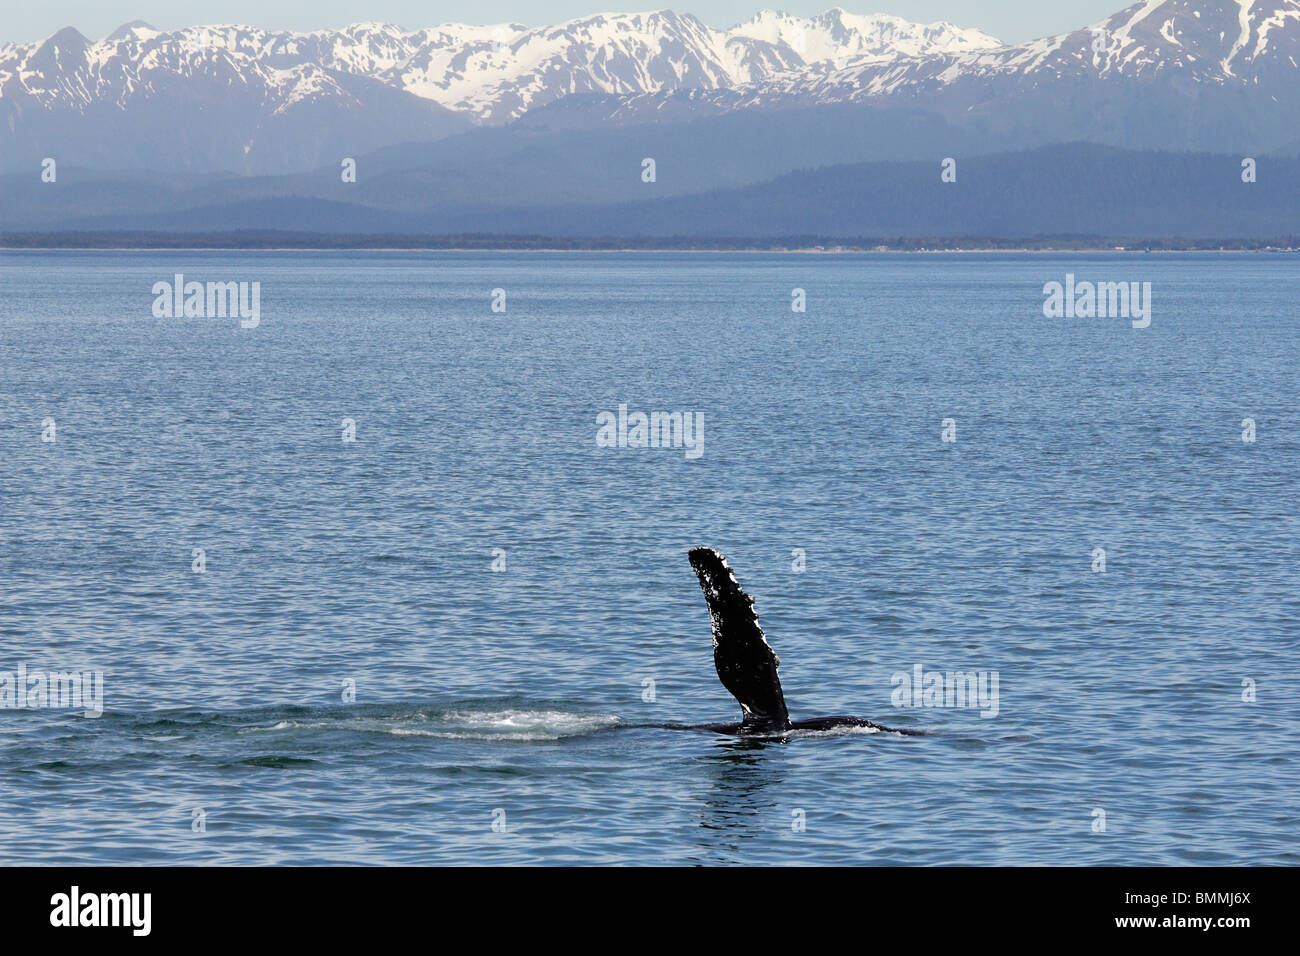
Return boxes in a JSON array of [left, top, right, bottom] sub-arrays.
[[0, 9, 1003, 173], [1, 1, 1298, 241]]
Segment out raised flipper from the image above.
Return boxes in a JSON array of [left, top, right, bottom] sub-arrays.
[[688, 547, 791, 731]]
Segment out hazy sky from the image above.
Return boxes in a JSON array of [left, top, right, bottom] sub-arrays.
[[6, 1, 1128, 47]]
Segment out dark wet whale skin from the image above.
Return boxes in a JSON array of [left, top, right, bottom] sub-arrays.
[[684, 547, 923, 737], [666, 716, 902, 736]]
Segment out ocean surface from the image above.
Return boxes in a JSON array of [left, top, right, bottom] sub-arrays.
[[0, 250, 1296, 865]]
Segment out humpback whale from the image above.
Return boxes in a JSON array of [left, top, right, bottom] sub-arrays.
[[683, 547, 921, 737]]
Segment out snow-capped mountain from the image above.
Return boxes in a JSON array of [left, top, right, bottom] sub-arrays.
[[727, 0, 1300, 105], [727, 9, 1000, 65], [587, 0, 1300, 151], [0, 2, 1297, 176], [0, 8, 1002, 131], [0, 23, 472, 174]]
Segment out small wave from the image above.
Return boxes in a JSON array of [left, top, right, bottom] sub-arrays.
[[234, 755, 320, 768]]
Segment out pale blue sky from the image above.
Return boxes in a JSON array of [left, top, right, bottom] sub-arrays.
[[7, 1, 1127, 46]]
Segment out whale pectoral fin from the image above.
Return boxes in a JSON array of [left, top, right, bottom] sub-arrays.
[[688, 547, 790, 731]]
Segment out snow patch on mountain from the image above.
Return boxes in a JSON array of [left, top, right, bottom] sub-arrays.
[[728, 7, 1000, 64]]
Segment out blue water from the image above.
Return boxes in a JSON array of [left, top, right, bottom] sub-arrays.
[[0, 250, 1296, 865]]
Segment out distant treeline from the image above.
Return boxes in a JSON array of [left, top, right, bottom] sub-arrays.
[[1, 233, 1296, 252]]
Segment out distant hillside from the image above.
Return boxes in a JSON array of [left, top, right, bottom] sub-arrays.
[[6, 144, 1294, 242]]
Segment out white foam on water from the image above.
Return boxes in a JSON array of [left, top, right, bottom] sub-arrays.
[[443, 709, 620, 735], [244, 708, 621, 742], [388, 728, 567, 741], [739, 723, 899, 740]]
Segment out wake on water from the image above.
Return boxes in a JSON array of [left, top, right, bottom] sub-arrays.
[[90, 702, 917, 743], [88, 550, 929, 747], [235, 705, 918, 742], [245, 707, 625, 742]]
